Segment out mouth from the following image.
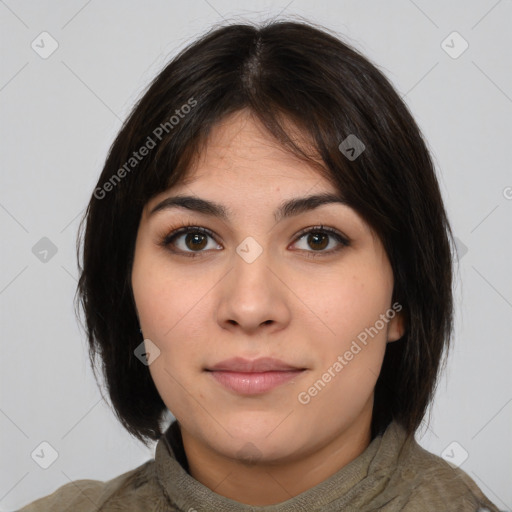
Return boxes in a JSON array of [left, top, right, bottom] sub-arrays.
[[205, 357, 307, 395]]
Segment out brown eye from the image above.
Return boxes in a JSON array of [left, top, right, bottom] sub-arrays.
[[306, 232, 329, 251], [292, 226, 350, 258], [184, 232, 208, 251], [161, 226, 222, 256]]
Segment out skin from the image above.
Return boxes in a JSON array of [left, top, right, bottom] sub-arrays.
[[131, 109, 404, 505]]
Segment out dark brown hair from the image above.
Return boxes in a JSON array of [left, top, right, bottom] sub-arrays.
[[76, 19, 455, 447]]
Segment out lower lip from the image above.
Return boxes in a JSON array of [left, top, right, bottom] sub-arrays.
[[207, 370, 305, 395]]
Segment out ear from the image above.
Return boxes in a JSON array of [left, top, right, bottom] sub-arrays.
[[387, 310, 405, 343]]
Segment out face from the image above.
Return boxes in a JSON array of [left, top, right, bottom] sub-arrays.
[[131, 109, 403, 465]]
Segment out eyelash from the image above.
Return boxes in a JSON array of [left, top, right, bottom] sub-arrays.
[[157, 221, 350, 259]]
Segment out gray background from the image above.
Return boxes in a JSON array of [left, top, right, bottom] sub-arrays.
[[1, 1, 511, 510]]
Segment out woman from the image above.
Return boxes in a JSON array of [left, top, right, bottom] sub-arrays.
[[18, 19, 500, 512]]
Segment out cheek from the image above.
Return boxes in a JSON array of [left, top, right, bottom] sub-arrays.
[[132, 249, 209, 341], [296, 264, 392, 348], [136, 268, 207, 417], [132, 253, 211, 403], [294, 262, 392, 412]]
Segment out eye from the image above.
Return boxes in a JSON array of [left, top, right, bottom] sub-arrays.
[[290, 225, 350, 258], [158, 224, 222, 257]]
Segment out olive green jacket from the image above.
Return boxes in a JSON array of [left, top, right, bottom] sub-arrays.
[[17, 420, 501, 511]]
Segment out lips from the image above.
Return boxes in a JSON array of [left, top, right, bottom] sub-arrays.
[[206, 357, 304, 372], [205, 357, 307, 395]]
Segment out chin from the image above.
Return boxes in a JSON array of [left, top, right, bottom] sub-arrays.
[[212, 415, 302, 460]]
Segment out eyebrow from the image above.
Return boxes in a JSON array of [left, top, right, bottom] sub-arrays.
[[149, 192, 349, 223]]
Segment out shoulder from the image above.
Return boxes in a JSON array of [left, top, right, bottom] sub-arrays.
[[15, 459, 170, 512], [388, 433, 501, 511]]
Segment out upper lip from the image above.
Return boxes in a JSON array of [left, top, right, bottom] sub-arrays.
[[206, 357, 305, 372]]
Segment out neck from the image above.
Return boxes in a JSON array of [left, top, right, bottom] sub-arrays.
[[180, 410, 372, 506]]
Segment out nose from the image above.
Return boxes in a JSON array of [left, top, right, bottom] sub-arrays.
[[215, 245, 292, 335]]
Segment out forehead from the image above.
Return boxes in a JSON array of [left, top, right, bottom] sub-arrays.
[[180, 109, 330, 190]]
